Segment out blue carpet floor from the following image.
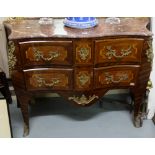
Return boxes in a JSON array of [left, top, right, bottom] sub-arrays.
[[8, 94, 155, 138]]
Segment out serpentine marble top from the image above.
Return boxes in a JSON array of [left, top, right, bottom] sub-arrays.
[[4, 17, 152, 40]]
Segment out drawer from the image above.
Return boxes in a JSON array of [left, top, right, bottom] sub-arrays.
[[24, 68, 73, 91], [19, 41, 73, 66], [95, 38, 144, 64], [94, 66, 139, 88]]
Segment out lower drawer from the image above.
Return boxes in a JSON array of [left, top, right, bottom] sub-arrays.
[[24, 68, 73, 91], [94, 66, 139, 88]]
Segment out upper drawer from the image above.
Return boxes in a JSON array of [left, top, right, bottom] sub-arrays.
[[19, 41, 73, 67], [95, 38, 144, 64]]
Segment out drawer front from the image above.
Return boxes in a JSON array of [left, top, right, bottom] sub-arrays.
[[24, 69, 73, 90], [94, 66, 139, 88], [74, 40, 93, 65], [95, 38, 144, 64], [74, 67, 93, 90], [19, 41, 73, 66]]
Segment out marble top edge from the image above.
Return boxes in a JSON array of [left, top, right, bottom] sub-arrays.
[[4, 18, 153, 40]]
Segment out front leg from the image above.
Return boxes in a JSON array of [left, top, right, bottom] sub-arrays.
[[131, 87, 149, 128], [133, 113, 143, 128], [15, 90, 31, 137]]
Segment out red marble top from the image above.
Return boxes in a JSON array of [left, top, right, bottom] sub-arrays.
[[4, 18, 153, 40]]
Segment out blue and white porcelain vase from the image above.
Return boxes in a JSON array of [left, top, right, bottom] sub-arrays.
[[64, 17, 98, 29]]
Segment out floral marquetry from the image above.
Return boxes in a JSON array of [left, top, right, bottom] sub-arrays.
[[29, 73, 69, 89], [94, 67, 139, 89], [75, 41, 92, 64], [19, 41, 73, 67], [24, 69, 73, 91], [75, 68, 93, 90], [95, 38, 144, 64]]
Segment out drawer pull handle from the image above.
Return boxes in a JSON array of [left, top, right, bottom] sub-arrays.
[[105, 72, 128, 84], [33, 47, 60, 61], [68, 94, 98, 106], [43, 79, 60, 87], [35, 75, 60, 87], [105, 45, 132, 59]]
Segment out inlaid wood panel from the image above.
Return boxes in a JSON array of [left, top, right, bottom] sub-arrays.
[[94, 66, 140, 88], [24, 68, 73, 90], [19, 41, 73, 67], [95, 38, 144, 65], [74, 40, 93, 65], [74, 67, 93, 90]]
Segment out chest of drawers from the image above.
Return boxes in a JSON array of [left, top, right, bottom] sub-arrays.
[[4, 18, 153, 136]]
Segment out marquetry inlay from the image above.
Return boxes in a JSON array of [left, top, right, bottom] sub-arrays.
[[26, 46, 67, 62], [99, 70, 134, 85], [100, 44, 137, 61], [76, 71, 91, 88], [76, 43, 91, 63], [30, 73, 68, 88]]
